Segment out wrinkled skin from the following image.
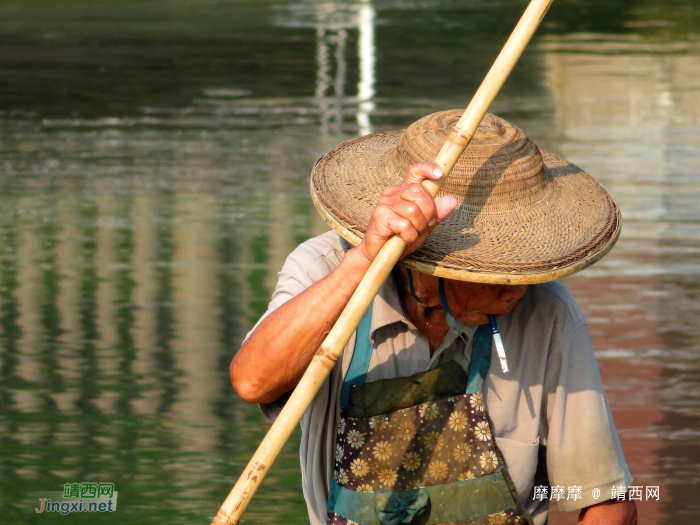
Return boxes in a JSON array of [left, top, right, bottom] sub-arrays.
[[394, 266, 528, 351]]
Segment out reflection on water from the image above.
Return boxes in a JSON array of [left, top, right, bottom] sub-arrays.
[[542, 43, 700, 523], [0, 1, 699, 524]]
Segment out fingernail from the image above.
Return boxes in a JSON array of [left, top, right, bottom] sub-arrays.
[[429, 218, 437, 227], [432, 167, 443, 178]]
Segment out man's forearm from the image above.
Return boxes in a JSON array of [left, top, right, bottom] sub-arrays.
[[230, 247, 372, 404], [579, 498, 637, 525]]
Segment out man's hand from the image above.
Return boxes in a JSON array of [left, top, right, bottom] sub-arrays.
[[354, 162, 458, 265], [231, 162, 458, 404], [579, 498, 637, 525]]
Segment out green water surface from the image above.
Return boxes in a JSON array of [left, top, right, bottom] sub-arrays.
[[1, 1, 699, 524]]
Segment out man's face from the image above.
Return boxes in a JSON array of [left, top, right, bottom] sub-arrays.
[[398, 266, 528, 325]]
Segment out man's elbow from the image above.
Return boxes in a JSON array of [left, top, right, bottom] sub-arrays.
[[229, 359, 278, 404], [231, 376, 265, 404]]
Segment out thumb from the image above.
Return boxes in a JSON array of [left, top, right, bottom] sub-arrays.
[[435, 195, 458, 222], [402, 162, 444, 186]]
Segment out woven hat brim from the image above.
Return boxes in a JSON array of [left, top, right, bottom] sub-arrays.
[[311, 130, 621, 285]]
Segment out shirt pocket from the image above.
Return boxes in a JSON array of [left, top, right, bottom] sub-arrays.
[[494, 436, 539, 506]]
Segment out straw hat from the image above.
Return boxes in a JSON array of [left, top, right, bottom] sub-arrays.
[[310, 110, 621, 284]]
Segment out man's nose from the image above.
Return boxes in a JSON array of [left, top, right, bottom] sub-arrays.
[[497, 285, 528, 302]]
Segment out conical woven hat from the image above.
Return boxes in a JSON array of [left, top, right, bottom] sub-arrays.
[[311, 110, 621, 284]]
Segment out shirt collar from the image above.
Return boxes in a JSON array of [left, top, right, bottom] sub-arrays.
[[369, 273, 410, 340]]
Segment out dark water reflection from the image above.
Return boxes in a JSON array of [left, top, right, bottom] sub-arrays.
[[0, 1, 699, 524]]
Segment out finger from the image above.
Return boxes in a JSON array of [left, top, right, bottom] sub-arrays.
[[402, 162, 444, 186], [395, 183, 438, 225], [383, 215, 420, 246], [379, 184, 437, 223], [391, 197, 431, 234], [435, 195, 459, 222]]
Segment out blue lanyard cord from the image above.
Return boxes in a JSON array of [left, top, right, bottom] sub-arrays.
[[406, 268, 423, 304], [438, 277, 461, 335], [437, 276, 503, 386]]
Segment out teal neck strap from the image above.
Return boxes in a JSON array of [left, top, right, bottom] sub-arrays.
[[438, 277, 461, 335], [406, 268, 423, 304], [437, 277, 492, 394]]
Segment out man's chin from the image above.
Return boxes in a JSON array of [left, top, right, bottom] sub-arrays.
[[488, 302, 521, 317], [470, 307, 515, 322], [456, 313, 491, 326]]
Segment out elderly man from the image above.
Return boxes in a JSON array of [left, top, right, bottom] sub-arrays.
[[231, 112, 637, 525]]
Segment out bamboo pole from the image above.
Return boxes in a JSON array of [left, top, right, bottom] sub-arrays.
[[212, 1, 553, 523]]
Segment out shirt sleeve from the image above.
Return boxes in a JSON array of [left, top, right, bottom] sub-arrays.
[[541, 322, 633, 511]]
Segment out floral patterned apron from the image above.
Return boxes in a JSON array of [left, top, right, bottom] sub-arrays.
[[327, 305, 533, 525]]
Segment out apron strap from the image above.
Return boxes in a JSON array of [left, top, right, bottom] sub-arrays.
[[340, 303, 374, 407], [466, 324, 493, 394]]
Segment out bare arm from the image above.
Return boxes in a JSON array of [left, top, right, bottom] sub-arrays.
[[230, 247, 371, 403], [579, 498, 637, 525], [230, 162, 458, 403]]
